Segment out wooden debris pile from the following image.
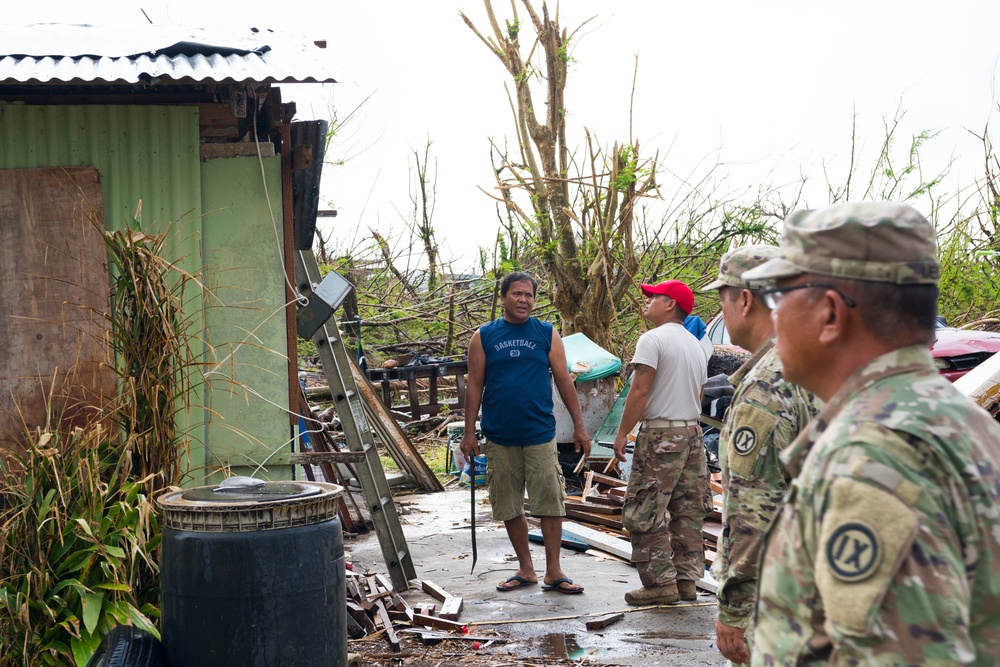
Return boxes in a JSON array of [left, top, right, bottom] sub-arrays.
[[347, 570, 504, 652], [530, 469, 724, 590]]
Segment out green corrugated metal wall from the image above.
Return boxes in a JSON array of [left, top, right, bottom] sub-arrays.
[[0, 103, 291, 484], [201, 156, 291, 482]]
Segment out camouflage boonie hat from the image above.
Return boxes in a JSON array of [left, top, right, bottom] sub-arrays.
[[741, 202, 939, 285], [701, 245, 781, 291]]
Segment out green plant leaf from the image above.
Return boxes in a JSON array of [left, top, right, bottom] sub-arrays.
[[38, 487, 57, 522], [73, 517, 94, 537], [71, 630, 102, 667], [81, 591, 104, 635], [96, 582, 130, 592], [103, 544, 126, 559]]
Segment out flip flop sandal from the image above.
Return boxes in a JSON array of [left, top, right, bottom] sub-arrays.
[[496, 575, 538, 592], [541, 577, 584, 594]]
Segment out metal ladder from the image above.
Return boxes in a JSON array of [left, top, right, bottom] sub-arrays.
[[293, 249, 416, 591]]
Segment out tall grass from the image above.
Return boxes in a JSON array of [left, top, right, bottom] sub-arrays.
[[0, 426, 160, 667], [0, 215, 197, 666]]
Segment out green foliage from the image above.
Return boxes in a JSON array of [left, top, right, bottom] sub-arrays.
[[0, 213, 200, 665], [0, 428, 160, 667], [936, 218, 1000, 324]]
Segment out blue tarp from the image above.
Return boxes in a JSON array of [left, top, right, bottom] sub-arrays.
[[562, 333, 622, 382]]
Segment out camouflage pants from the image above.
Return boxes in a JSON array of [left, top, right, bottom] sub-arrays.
[[623, 425, 709, 586]]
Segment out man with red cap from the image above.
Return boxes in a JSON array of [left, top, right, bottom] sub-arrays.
[[613, 279, 709, 605]]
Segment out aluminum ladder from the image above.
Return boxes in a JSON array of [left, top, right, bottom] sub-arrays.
[[294, 249, 416, 591]]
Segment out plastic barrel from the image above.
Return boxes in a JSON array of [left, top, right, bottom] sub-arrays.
[[158, 478, 345, 666]]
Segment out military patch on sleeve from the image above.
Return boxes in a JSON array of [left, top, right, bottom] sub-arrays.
[[816, 476, 918, 635], [825, 521, 881, 582], [725, 403, 779, 478], [732, 426, 757, 455]]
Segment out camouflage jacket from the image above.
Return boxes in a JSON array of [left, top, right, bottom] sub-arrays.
[[753, 345, 1000, 665], [713, 340, 819, 628]]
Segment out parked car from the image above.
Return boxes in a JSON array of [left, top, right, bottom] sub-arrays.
[[705, 315, 1000, 383]]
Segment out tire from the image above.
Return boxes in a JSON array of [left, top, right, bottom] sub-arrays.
[[86, 626, 164, 667]]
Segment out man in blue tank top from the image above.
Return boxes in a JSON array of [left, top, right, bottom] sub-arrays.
[[461, 272, 591, 594]]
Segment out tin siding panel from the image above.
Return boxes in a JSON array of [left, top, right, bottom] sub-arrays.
[[201, 154, 291, 482]]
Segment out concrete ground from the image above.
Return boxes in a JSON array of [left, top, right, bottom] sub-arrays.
[[345, 488, 726, 666]]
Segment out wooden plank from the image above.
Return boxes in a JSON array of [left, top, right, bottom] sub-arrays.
[[565, 508, 624, 529], [561, 521, 632, 561], [581, 470, 594, 498], [421, 580, 450, 603], [578, 494, 623, 508], [198, 102, 240, 138], [0, 168, 114, 453], [346, 601, 376, 635], [608, 488, 628, 502], [414, 603, 436, 617], [375, 574, 396, 594], [412, 613, 466, 632], [438, 596, 463, 621], [350, 361, 444, 492], [589, 472, 627, 488], [373, 599, 401, 651], [584, 548, 631, 564], [565, 500, 623, 516], [585, 612, 625, 630], [703, 520, 723, 544]]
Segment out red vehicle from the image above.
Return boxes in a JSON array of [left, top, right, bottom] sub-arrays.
[[705, 316, 1000, 383]]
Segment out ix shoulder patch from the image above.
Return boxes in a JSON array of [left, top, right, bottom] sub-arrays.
[[816, 476, 918, 635], [826, 521, 881, 582], [725, 402, 779, 478], [733, 426, 757, 455]]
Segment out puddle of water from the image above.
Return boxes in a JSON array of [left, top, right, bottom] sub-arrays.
[[523, 632, 598, 660]]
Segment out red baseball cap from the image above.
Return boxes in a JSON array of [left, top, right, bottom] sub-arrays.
[[640, 279, 695, 314]]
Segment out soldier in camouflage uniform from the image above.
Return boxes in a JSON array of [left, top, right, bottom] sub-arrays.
[[702, 246, 820, 665], [613, 279, 709, 606], [741, 202, 1000, 665]]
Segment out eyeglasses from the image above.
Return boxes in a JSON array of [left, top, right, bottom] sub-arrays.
[[758, 283, 857, 310]]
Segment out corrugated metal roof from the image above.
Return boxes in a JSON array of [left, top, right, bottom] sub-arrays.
[[0, 24, 338, 85]]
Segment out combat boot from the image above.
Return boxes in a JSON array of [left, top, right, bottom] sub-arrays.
[[624, 582, 680, 606], [677, 580, 698, 601]]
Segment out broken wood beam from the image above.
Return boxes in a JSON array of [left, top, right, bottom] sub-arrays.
[[581, 470, 594, 498], [585, 612, 624, 630], [590, 471, 627, 488], [373, 599, 401, 651], [412, 613, 466, 632], [565, 508, 624, 529], [350, 361, 444, 492], [438, 596, 464, 621], [421, 580, 450, 602], [565, 500, 623, 516], [561, 521, 632, 561], [414, 603, 437, 617]]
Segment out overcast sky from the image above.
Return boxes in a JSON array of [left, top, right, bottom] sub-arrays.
[[6, 2, 1000, 270]]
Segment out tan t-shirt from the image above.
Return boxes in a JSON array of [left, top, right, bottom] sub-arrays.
[[632, 321, 707, 421]]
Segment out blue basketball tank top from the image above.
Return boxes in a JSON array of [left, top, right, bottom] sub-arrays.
[[479, 317, 554, 446]]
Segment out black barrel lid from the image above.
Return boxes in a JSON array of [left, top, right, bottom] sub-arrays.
[[180, 476, 322, 503]]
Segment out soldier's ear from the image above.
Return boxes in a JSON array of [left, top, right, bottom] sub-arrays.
[[816, 289, 850, 346], [740, 288, 754, 316]]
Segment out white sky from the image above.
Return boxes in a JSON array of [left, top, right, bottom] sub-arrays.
[[6, 2, 1000, 270]]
